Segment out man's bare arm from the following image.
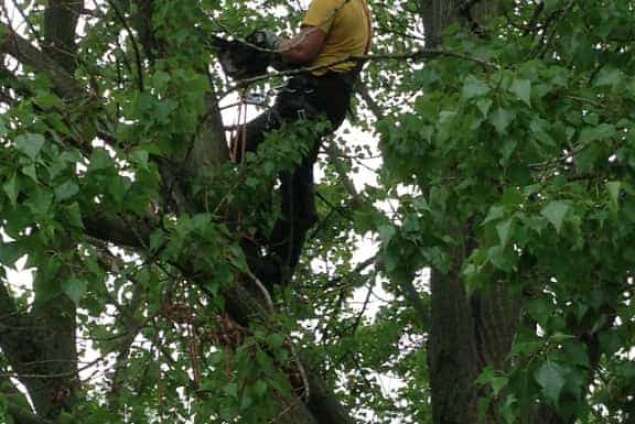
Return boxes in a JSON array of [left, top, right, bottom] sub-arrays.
[[278, 26, 326, 64]]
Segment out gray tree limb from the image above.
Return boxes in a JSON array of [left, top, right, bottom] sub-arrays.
[[0, 23, 83, 100], [43, 0, 83, 72]]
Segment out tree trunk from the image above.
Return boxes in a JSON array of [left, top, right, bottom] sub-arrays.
[[0, 3, 86, 420], [0, 264, 78, 420], [418, 2, 523, 423]]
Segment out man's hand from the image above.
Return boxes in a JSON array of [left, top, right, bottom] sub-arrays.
[[248, 30, 280, 51], [278, 26, 326, 65]]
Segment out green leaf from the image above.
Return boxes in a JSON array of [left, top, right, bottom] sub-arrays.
[[0, 242, 23, 268], [509, 78, 531, 106], [496, 219, 513, 247], [462, 76, 490, 100], [606, 181, 621, 211], [487, 245, 513, 271], [64, 203, 84, 228], [476, 99, 493, 117], [543, 0, 563, 13], [541, 201, 570, 233], [378, 224, 396, 243], [26, 189, 53, 216], [482, 205, 505, 225], [501, 395, 518, 424], [21, 164, 38, 182], [34, 92, 62, 109], [107, 177, 128, 205], [149, 230, 166, 253], [14, 133, 45, 161], [268, 333, 285, 349], [130, 149, 150, 170], [254, 380, 268, 398], [88, 149, 114, 173], [55, 181, 80, 202], [3, 175, 19, 206], [62, 278, 87, 305], [224, 382, 238, 399], [579, 124, 615, 144], [489, 108, 515, 135], [534, 362, 565, 405], [476, 367, 509, 396], [240, 392, 253, 411], [594, 67, 623, 87]]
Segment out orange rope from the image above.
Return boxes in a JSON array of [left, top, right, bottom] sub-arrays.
[[230, 89, 249, 162]]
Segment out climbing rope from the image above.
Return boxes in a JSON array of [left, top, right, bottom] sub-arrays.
[[229, 88, 249, 162]]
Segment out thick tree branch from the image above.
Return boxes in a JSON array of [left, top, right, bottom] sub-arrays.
[[0, 23, 83, 99], [43, 0, 83, 72], [83, 213, 153, 249]]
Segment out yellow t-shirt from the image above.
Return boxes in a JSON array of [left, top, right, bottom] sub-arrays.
[[303, 0, 372, 75]]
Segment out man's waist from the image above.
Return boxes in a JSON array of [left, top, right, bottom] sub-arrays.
[[290, 70, 358, 90]]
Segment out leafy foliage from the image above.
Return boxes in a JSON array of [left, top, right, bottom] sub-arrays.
[[0, 0, 633, 423], [378, 0, 635, 422]]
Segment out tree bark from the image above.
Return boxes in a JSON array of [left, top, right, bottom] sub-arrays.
[[43, 0, 83, 73]]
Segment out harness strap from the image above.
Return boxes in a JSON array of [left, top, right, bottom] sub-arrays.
[[354, 0, 373, 75], [361, 0, 373, 56]]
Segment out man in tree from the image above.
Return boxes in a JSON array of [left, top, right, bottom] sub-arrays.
[[238, 0, 373, 287]]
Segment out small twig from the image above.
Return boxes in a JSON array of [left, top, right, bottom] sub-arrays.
[[328, 255, 377, 288], [348, 281, 374, 334], [105, 0, 144, 92]]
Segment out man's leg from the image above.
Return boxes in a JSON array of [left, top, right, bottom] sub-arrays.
[[238, 75, 347, 287], [268, 142, 320, 279]]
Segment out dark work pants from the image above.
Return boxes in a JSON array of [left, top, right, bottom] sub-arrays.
[[238, 71, 354, 286]]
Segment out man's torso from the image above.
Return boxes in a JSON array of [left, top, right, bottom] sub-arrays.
[[303, 0, 372, 75]]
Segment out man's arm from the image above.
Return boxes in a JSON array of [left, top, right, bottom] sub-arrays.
[[278, 26, 326, 64]]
